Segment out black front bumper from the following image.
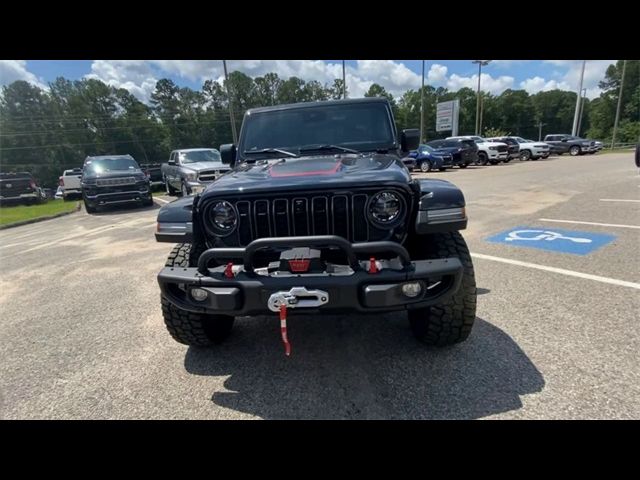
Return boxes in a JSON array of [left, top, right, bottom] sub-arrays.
[[158, 236, 464, 316]]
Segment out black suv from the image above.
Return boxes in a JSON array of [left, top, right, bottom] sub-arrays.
[[426, 138, 478, 166], [0, 172, 46, 205], [155, 98, 476, 354], [81, 155, 153, 213]]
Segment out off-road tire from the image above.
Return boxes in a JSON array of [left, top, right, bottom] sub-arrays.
[[161, 243, 234, 346], [476, 152, 488, 165], [406, 232, 477, 346]]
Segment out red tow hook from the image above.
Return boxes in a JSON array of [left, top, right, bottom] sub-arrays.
[[224, 262, 234, 278], [368, 256, 379, 274], [280, 304, 291, 357]]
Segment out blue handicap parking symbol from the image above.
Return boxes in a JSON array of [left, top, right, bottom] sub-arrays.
[[486, 226, 616, 255]]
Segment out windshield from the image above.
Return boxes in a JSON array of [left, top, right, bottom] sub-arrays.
[[85, 158, 139, 174], [240, 102, 395, 159], [418, 145, 435, 153], [180, 149, 221, 164]]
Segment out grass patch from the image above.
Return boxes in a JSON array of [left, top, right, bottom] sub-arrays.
[[597, 147, 636, 155], [0, 199, 79, 226]]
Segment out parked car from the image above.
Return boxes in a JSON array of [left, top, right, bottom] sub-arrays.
[[426, 138, 478, 167], [81, 155, 153, 213], [447, 136, 509, 165], [59, 168, 83, 200], [594, 141, 604, 152], [490, 136, 550, 161], [0, 172, 47, 205], [485, 136, 520, 162], [162, 148, 231, 197], [55, 186, 64, 199], [406, 144, 449, 172], [155, 97, 477, 352], [140, 162, 164, 189], [543, 134, 597, 156]]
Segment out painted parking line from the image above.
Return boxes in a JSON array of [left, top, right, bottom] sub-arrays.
[[471, 253, 640, 290], [599, 199, 640, 203], [154, 197, 170, 204], [538, 218, 640, 230], [486, 226, 616, 255]]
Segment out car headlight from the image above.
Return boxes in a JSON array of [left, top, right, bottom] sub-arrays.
[[489, 146, 498, 151], [185, 172, 198, 182], [209, 201, 237, 235], [368, 191, 404, 227]]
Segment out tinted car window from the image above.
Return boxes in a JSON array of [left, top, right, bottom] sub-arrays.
[[85, 158, 139, 173]]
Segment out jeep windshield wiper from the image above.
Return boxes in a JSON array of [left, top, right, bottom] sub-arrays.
[[243, 148, 298, 158], [298, 144, 359, 154]]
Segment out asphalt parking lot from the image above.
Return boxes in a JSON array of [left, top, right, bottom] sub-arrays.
[[1, 152, 638, 419]]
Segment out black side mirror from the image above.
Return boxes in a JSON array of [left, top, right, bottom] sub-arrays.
[[400, 129, 420, 152], [167, 160, 175, 166], [220, 144, 237, 167]]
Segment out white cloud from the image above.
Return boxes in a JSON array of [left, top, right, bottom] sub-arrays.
[[519, 76, 571, 93], [541, 60, 617, 98], [427, 64, 448, 84], [85, 60, 158, 102], [0, 60, 47, 89], [446, 73, 515, 94]]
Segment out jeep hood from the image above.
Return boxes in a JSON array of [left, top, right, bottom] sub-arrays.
[[201, 154, 411, 196]]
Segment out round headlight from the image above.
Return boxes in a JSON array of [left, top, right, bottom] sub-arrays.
[[368, 191, 403, 226], [210, 201, 237, 234]]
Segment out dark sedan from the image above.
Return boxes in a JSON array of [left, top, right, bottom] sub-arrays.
[[426, 138, 478, 167]]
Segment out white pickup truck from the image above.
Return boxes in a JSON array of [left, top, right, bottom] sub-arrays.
[[447, 135, 509, 165], [59, 168, 83, 200]]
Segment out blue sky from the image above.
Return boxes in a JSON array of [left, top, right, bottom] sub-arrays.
[[1, 60, 617, 103]]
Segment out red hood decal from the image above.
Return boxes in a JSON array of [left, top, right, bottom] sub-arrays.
[[269, 159, 342, 178]]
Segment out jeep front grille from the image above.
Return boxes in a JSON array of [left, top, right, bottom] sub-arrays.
[[203, 190, 409, 246], [96, 177, 136, 187]]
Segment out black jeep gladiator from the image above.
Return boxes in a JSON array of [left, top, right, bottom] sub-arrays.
[[155, 98, 477, 354]]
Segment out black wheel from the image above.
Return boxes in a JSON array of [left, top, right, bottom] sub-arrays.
[[476, 152, 488, 166], [406, 232, 477, 346], [83, 198, 97, 214], [161, 243, 234, 347], [420, 161, 432, 173], [165, 177, 177, 196], [569, 145, 581, 156]]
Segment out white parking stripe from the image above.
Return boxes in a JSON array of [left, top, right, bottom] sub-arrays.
[[154, 197, 170, 204], [471, 253, 640, 290], [538, 218, 640, 229], [599, 199, 640, 203]]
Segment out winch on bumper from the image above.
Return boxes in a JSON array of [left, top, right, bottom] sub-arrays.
[[157, 235, 464, 316]]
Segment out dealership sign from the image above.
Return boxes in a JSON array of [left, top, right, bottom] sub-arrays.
[[436, 99, 460, 134]]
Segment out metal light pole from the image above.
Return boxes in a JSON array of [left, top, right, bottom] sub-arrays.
[[538, 121, 546, 141], [472, 60, 490, 135], [577, 88, 587, 137], [223, 60, 238, 144], [611, 59, 627, 149], [342, 60, 347, 99], [420, 60, 425, 143], [572, 60, 586, 136]]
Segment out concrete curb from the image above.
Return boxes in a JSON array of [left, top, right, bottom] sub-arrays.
[[0, 202, 81, 230]]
